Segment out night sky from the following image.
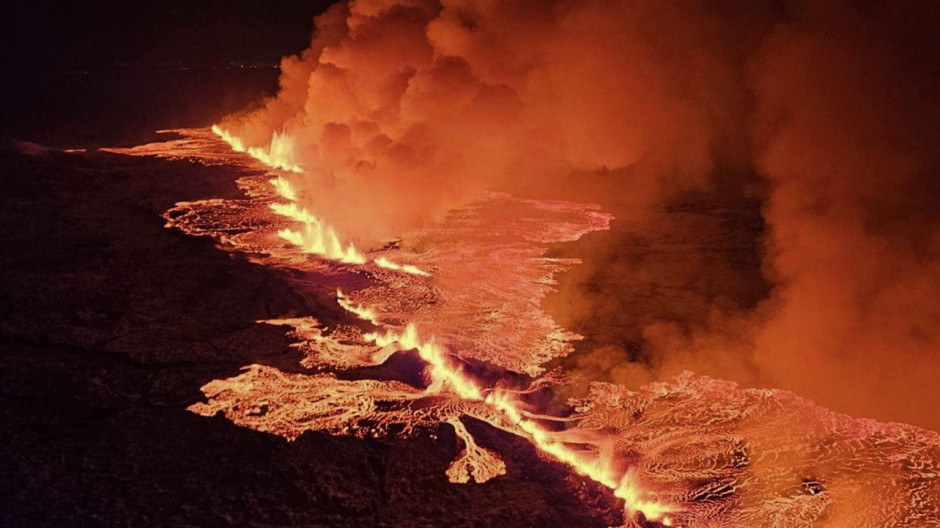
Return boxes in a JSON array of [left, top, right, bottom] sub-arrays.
[[0, 1, 336, 70], [0, 1, 339, 147]]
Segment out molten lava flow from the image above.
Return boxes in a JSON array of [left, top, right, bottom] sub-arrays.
[[211, 125, 302, 173], [249, 131, 304, 174], [374, 256, 430, 276], [259, 317, 399, 370], [356, 313, 675, 523], [210, 126, 367, 264], [204, 125, 675, 516], [269, 176, 297, 201], [113, 128, 940, 527], [108, 127, 675, 522], [210, 127, 445, 273], [336, 289, 379, 326], [209, 124, 246, 153], [269, 201, 366, 264], [446, 417, 507, 484]]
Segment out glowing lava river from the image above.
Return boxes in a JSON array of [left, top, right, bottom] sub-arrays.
[[103, 128, 940, 528]]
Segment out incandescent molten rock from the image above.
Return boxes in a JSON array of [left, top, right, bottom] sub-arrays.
[[117, 128, 940, 527], [570, 372, 940, 527]]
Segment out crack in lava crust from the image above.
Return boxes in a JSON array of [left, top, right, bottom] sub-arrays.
[[107, 128, 940, 528]]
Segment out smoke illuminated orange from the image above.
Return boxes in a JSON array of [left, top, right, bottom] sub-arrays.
[[211, 124, 303, 173], [210, 126, 365, 263], [110, 127, 940, 528], [357, 310, 675, 523], [208, 124, 676, 521]]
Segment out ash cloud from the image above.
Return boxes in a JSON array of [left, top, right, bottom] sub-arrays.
[[222, 0, 940, 429]]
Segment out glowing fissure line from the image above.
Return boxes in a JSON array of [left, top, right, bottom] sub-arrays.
[[353, 311, 676, 524], [336, 289, 379, 325], [211, 125, 247, 153], [212, 126, 432, 276], [211, 125, 366, 263], [211, 124, 303, 173], [269, 176, 297, 201], [374, 256, 430, 276], [212, 124, 672, 521], [268, 201, 366, 264], [270, 203, 366, 264]]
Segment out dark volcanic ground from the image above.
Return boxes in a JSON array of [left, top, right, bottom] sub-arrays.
[[0, 146, 624, 527], [0, 65, 767, 525]]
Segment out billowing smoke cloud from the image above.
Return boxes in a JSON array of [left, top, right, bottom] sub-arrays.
[[747, 1, 940, 428], [221, 0, 940, 429], [546, 0, 940, 430], [220, 0, 767, 242]]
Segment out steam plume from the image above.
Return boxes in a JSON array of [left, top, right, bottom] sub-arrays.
[[220, 0, 940, 429]]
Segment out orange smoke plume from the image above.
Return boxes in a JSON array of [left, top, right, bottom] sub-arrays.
[[214, 0, 940, 431]]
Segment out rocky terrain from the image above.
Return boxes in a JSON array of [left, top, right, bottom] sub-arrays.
[[0, 143, 621, 527]]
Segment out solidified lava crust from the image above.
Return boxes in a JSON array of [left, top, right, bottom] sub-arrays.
[[7, 130, 936, 527]]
